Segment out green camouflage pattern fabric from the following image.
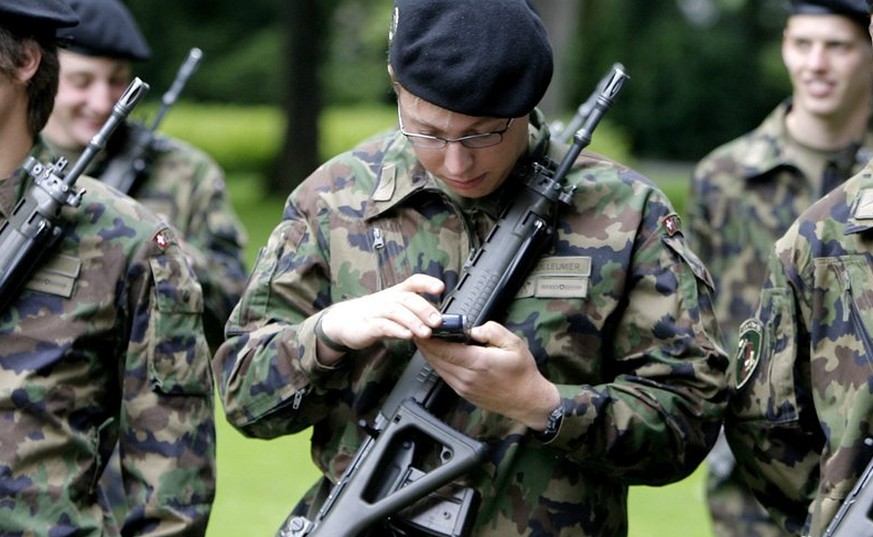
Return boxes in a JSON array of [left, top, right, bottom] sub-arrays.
[[725, 161, 873, 536], [214, 111, 728, 536], [687, 100, 873, 537], [688, 100, 873, 353], [46, 122, 249, 351], [0, 145, 216, 536]]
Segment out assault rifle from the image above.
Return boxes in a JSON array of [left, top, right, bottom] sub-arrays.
[[100, 47, 202, 195], [551, 62, 625, 145], [822, 439, 873, 536], [0, 78, 149, 312], [278, 65, 629, 537]]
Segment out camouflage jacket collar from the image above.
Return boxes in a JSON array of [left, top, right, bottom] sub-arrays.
[[364, 108, 551, 221], [845, 161, 873, 233], [41, 126, 125, 178], [734, 100, 803, 181], [736, 100, 873, 184]]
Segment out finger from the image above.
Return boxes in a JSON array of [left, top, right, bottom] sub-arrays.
[[395, 273, 446, 296], [469, 321, 510, 347], [395, 291, 443, 329], [373, 299, 436, 338]]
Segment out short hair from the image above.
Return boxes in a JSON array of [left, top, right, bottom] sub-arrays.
[[0, 26, 59, 139]]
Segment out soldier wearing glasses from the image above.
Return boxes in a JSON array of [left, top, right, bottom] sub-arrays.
[[213, 0, 727, 535]]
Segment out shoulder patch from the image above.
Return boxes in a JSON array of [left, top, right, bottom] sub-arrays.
[[661, 213, 681, 236], [735, 318, 763, 390], [153, 228, 173, 251]]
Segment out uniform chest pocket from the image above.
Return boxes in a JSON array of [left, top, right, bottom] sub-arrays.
[[818, 256, 873, 372], [369, 224, 413, 292], [331, 211, 466, 298]]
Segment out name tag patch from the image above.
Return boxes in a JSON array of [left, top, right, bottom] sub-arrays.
[[517, 256, 592, 298], [24, 253, 81, 298]]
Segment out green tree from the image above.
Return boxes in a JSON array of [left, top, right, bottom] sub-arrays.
[[270, 1, 339, 194], [126, 0, 284, 103], [565, 0, 789, 160]]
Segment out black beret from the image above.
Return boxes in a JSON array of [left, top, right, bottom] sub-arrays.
[[789, 0, 870, 26], [58, 0, 151, 61], [0, 0, 78, 32], [389, 0, 553, 118]]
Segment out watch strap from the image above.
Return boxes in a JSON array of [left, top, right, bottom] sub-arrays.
[[533, 403, 564, 443]]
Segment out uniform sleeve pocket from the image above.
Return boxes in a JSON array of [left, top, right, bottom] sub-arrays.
[[148, 253, 212, 396], [730, 285, 799, 424]]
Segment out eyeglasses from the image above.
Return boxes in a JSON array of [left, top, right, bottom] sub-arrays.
[[397, 109, 513, 150]]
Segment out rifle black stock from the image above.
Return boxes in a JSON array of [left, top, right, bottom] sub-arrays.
[[101, 48, 203, 194], [280, 66, 629, 537], [0, 78, 149, 312]]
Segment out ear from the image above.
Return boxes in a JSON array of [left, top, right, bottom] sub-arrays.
[[15, 38, 42, 85]]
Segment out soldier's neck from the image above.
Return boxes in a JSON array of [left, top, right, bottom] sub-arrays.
[[0, 117, 34, 181], [786, 100, 870, 152]]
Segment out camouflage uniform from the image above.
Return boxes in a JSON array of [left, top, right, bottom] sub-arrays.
[[214, 112, 728, 536], [687, 100, 873, 537], [725, 160, 873, 536], [0, 144, 217, 536], [45, 124, 249, 351]]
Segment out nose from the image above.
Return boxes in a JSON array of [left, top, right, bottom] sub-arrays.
[[805, 43, 828, 71], [441, 141, 475, 176]]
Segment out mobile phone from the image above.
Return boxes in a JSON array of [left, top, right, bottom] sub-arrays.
[[431, 313, 471, 342]]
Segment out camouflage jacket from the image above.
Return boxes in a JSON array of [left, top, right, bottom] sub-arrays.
[[0, 146, 216, 536], [46, 123, 249, 350], [687, 100, 873, 352], [214, 112, 728, 536], [725, 161, 873, 536]]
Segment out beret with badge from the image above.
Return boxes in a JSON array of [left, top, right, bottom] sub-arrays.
[[58, 0, 151, 61], [789, 0, 870, 26], [388, 0, 553, 119], [0, 0, 78, 34]]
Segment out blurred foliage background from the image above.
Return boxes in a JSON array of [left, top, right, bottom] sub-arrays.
[[125, 0, 793, 191]]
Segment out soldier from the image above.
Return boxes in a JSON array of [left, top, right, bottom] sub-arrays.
[[0, 1, 216, 536], [41, 0, 248, 353], [685, 1, 873, 535], [39, 0, 246, 525], [213, 0, 728, 535]]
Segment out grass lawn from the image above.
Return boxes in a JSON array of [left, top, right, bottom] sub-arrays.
[[206, 159, 713, 537]]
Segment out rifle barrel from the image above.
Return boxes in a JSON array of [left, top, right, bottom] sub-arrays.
[[65, 77, 149, 184], [149, 47, 203, 131]]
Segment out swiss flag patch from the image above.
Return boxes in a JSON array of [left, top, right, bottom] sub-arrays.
[[661, 214, 681, 236], [153, 229, 171, 250]]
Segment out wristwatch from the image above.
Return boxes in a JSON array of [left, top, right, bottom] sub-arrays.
[[533, 404, 564, 443]]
